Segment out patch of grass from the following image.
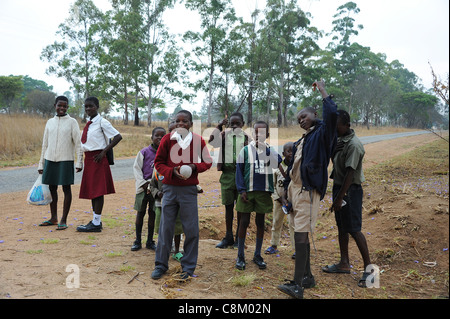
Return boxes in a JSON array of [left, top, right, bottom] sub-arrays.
[[231, 273, 256, 287], [40, 238, 60, 244], [80, 235, 97, 245], [26, 249, 43, 254], [120, 265, 135, 272], [105, 251, 123, 257], [366, 138, 449, 181], [102, 217, 123, 229]]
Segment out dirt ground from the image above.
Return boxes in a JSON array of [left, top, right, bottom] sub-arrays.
[[0, 133, 448, 302]]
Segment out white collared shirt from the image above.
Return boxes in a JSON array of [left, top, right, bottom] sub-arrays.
[[81, 115, 120, 152], [170, 131, 193, 150]]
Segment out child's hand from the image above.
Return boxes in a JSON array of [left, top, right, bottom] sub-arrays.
[[173, 166, 185, 180], [312, 79, 328, 98], [94, 150, 106, 163], [240, 191, 249, 203], [218, 117, 229, 129]]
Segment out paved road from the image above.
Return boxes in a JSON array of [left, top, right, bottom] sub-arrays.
[[0, 130, 432, 194]]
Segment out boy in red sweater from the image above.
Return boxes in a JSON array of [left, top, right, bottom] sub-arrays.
[[151, 110, 213, 280]]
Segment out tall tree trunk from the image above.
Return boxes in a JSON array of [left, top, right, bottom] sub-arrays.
[[124, 85, 128, 125]]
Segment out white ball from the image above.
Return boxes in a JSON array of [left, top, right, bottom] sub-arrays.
[[179, 165, 192, 179]]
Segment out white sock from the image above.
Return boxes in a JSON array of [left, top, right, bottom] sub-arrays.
[[92, 213, 101, 226]]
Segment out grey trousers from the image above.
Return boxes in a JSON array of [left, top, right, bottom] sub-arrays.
[[154, 184, 199, 275]]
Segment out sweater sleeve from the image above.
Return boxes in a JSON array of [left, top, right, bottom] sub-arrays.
[[133, 151, 146, 194], [154, 134, 173, 181], [38, 121, 50, 171], [322, 96, 338, 154], [72, 119, 83, 169]]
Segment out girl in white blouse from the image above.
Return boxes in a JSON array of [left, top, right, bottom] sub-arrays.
[[77, 97, 122, 232]]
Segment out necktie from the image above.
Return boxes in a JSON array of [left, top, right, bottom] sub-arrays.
[[81, 121, 92, 144]]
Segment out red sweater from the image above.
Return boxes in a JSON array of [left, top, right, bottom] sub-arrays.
[[154, 132, 212, 186]]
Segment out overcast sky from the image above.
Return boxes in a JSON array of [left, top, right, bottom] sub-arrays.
[[0, 0, 448, 112]]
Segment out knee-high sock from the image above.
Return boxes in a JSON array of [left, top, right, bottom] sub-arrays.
[[294, 232, 308, 285]]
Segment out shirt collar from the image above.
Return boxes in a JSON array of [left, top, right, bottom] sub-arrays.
[[338, 129, 355, 143], [89, 114, 101, 123], [249, 140, 270, 154]]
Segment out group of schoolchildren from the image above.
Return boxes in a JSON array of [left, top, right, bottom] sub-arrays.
[[38, 80, 371, 299]]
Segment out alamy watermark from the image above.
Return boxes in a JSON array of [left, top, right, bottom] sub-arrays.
[[365, 264, 380, 288], [65, 264, 80, 289]]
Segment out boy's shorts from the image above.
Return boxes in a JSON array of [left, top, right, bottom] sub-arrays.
[[220, 170, 238, 205], [155, 206, 183, 236], [134, 191, 155, 212], [333, 184, 363, 233], [236, 191, 273, 214]]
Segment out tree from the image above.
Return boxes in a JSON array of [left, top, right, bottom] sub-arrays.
[[183, 0, 238, 127], [24, 90, 57, 117], [142, 0, 187, 126], [98, 0, 145, 125], [40, 0, 104, 100], [328, 1, 363, 50], [399, 91, 438, 128], [429, 62, 449, 110], [260, 0, 319, 126], [0, 76, 24, 113]]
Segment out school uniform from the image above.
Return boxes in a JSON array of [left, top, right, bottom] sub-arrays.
[[209, 128, 250, 205], [79, 115, 119, 199], [284, 96, 338, 233], [330, 130, 365, 233], [235, 141, 282, 214], [287, 128, 322, 233], [39, 114, 83, 185], [153, 131, 212, 276], [270, 160, 295, 247], [149, 169, 183, 236], [133, 144, 157, 212]]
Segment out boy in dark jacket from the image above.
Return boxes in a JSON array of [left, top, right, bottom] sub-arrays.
[[278, 80, 338, 299]]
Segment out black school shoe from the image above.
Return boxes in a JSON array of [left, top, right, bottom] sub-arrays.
[[151, 268, 166, 280], [235, 256, 246, 270], [302, 275, 316, 288], [76, 221, 102, 232], [253, 255, 267, 269], [131, 240, 142, 251], [216, 237, 235, 249], [277, 281, 304, 299], [146, 240, 156, 250]]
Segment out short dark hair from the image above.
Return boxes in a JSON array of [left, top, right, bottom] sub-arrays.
[[85, 96, 99, 107], [55, 96, 68, 105], [254, 120, 269, 131], [176, 110, 193, 122], [152, 126, 166, 136], [229, 112, 245, 123], [337, 109, 351, 125], [299, 106, 316, 115], [283, 141, 294, 151]]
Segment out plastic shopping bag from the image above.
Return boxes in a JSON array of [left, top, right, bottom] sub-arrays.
[[27, 175, 52, 205]]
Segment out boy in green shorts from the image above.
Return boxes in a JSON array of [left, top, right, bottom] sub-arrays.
[[209, 112, 250, 249], [235, 121, 282, 270]]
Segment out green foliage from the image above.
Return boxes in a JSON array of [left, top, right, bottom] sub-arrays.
[[29, 0, 442, 130]]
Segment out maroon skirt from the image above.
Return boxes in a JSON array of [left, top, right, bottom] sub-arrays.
[[79, 151, 115, 199]]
